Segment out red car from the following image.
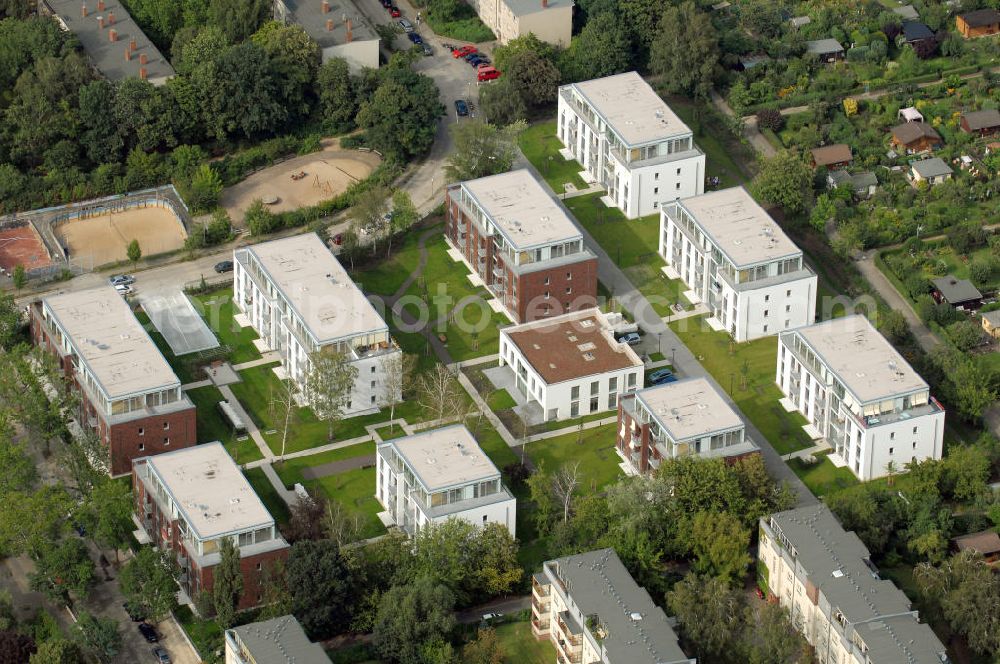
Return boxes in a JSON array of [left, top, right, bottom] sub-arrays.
[[333, 233, 343, 246], [452, 45, 476, 58], [389, 6, 401, 16], [477, 66, 501, 82]]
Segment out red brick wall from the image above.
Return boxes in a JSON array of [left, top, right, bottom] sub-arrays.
[[515, 257, 598, 323], [192, 546, 290, 611], [106, 408, 197, 476]]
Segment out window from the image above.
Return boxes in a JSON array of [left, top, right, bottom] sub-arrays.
[[786, 290, 791, 297], [544, 277, 550, 285], [138, 428, 144, 436], [676, 168, 681, 175], [653, 202, 658, 209], [565, 287, 572, 294], [654, 187, 659, 194], [889, 447, 894, 455], [765, 295, 770, 302], [566, 272, 572, 280], [371, 395, 377, 404], [589, 396, 599, 412], [371, 380, 376, 389], [912, 426, 918, 434], [786, 304, 791, 312], [764, 310, 769, 317], [571, 386, 580, 399], [763, 325, 768, 333], [654, 172, 659, 180], [163, 437, 169, 445], [913, 442, 917, 449], [482, 515, 488, 523], [607, 393, 617, 409], [785, 320, 790, 327], [138, 443, 145, 451], [371, 366, 376, 373], [544, 291, 550, 299], [890, 432, 895, 440], [590, 381, 599, 396], [570, 401, 580, 417], [675, 183, 681, 190], [256, 562, 262, 571], [609, 377, 618, 390], [163, 422, 169, 430]]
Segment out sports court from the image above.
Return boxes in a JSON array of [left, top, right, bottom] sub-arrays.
[[55, 205, 187, 267], [139, 290, 220, 357], [220, 147, 381, 226], [0, 224, 53, 273]]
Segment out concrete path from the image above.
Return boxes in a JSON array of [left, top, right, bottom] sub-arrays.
[[663, 303, 710, 324], [261, 463, 300, 506], [456, 370, 518, 448], [854, 251, 940, 354], [232, 353, 282, 371], [181, 378, 211, 391], [218, 384, 273, 461], [301, 454, 376, 481]]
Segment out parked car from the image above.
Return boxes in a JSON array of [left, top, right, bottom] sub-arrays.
[[472, 55, 490, 65], [454, 99, 469, 117], [476, 66, 501, 82], [151, 647, 171, 663], [617, 332, 641, 346], [452, 45, 476, 58], [332, 233, 343, 246], [380, 0, 391, 6], [114, 284, 132, 295], [647, 368, 674, 383], [421, 42, 433, 56], [389, 6, 401, 16], [407, 32, 422, 44], [138, 623, 158, 643], [109, 274, 134, 286], [214, 260, 234, 273], [123, 602, 145, 622], [482, 612, 504, 622], [398, 17, 412, 31], [651, 373, 678, 385]]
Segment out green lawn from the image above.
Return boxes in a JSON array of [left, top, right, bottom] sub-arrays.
[[495, 621, 556, 664], [518, 121, 588, 193], [228, 363, 427, 455], [469, 419, 520, 470], [175, 606, 224, 663], [787, 451, 860, 497], [304, 466, 386, 541], [488, 388, 517, 411], [526, 423, 622, 491], [661, 94, 752, 188], [189, 288, 262, 364], [563, 193, 690, 316], [352, 225, 431, 297], [185, 385, 263, 464], [243, 467, 291, 525], [668, 317, 814, 456], [273, 440, 376, 487]]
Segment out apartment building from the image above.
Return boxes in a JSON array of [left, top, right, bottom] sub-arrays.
[[274, 0, 379, 72], [776, 315, 944, 481], [234, 233, 400, 417], [759, 505, 949, 664], [616, 377, 758, 474], [375, 424, 516, 536], [531, 548, 695, 664], [445, 169, 598, 323], [498, 308, 643, 422], [659, 187, 817, 342], [225, 615, 328, 664], [468, 0, 572, 46], [557, 71, 705, 218], [132, 443, 290, 610], [30, 286, 195, 476]]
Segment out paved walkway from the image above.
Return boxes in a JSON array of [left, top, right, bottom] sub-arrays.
[[218, 384, 273, 461], [261, 463, 300, 506], [181, 378, 211, 390], [854, 251, 940, 354], [233, 353, 281, 371], [301, 454, 376, 480]]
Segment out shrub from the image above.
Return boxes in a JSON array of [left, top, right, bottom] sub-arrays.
[[245, 199, 279, 236], [755, 108, 784, 132], [969, 258, 995, 287]]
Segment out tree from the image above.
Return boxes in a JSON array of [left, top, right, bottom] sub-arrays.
[[305, 351, 358, 441], [0, 292, 22, 350], [470, 523, 521, 598], [72, 612, 120, 664], [751, 151, 813, 215], [323, 501, 363, 548], [552, 461, 581, 524], [415, 365, 467, 424], [268, 374, 298, 460], [412, 520, 521, 604], [755, 108, 784, 132], [526, 465, 557, 536], [742, 601, 811, 664], [445, 120, 525, 182], [462, 628, 503, 664], [208, 0, 269, 42], [118, 547, 179, 622], [373, 577, 456, 664], [316, 58, 355, 131], [212, 537, 243, 629], [350, 184, 391, 254], [251, 21, 320, 118], [946, 319, 982, 352], [186, 163, 223, 212], [82, 478, 134, 562], [378, 353, 416, 428], [386, 190, 418, 257], [287, 539, 354, 640], [29, 639, 82, 664], [501, 48, 560, 109], [29, 537, 94, 605], [285, 494, 327, 543], [650, 2, 720, 100], [878, 309, 908, 344], [126, 239, 142, 266], [0, 630, 36, 663], [690, 511, 750, 585], [0, 484, 73, 558], [914, 550, 1000, 656], [667, 573, 743, 661], [560, 13, 630, 81], [357, 66, 443, 159], [11, 265, 25, 291], [244, 198, 278, 236], [479, 78, 527, 126]]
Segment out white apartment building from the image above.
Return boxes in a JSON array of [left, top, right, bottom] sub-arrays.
[[557, 71, 705, 218], [498, 308, 643, 422], [617, 377, 758, 474], [531, 548, 695, 664], [468, 0, 572, 46], [660, 187, 817, 342], [225, 615, 328, 664], [776, 315, 945, 481], [234, 233, 400, 418], [375, 425, 516, 536], [759, 505, 949, 664]]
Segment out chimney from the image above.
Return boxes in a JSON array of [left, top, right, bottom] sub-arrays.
[[97, 0, 103, 10], [139, 66, 147, 80], [125, 46, 130, 61], [97, 15, 104, 28], [81, 3, 87, 17], [542, 0, 547, 7], [321, 0, 329, 12], [107, 10, 114, 24], [129, 37, 137, 51], [325, 18, 333, 30], [108, 27, 117, 41], [139, 52, 148, 64], [346, 18, 352, 42]]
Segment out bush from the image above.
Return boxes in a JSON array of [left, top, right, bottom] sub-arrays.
[[245, 199, 279, 236], [947, 320, 982, 351], [755, 108, 785, 132], [969, 258, 995, 287]]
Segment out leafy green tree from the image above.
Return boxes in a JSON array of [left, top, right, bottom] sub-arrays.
[[942, 444, 990, 503], [187, 163, 224, 212], [479, 78, 527, 126], [690, 511, 750, 585], [126, 239, 142, 266], [914, 550, 1000, 656], [667, 573, 743, 661], [9, 264, 25, 291], [0, 292, 22, 351], [825, 483, 907, 556], [287, 539, 354, 640], [650, 2, 720, 100], [741, 601, 811, 664], [208, 0, 269, 41], [462, 627, 503, 664], [72, 612, 120, 664], [172, 26, 229, 76], [445, 120, 524, 182], [212, 537, 243, 629], [750, 151, 813, 215], [500, 47, 560, 109], [946, 319, 982, 352], [373, 577, 456, 664], [251, 21, 320, 117], [357, 66, 443, 159], [29, 537, 95, 605], [0, 484, 73, 558], [118, 547, 179, 622], [29, 639, 83, 664], [82, 478, 134, 562], [304, 350, 357, 442], [878, 309, 908, 344], [244, 198, 278, 236], [560, 13, 630, 81], [0, 629, 36, 663], [316, 58, 356, 131]]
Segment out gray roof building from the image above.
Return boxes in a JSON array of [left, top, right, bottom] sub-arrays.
[[806, 38, 845, 57], [893, 5, 920, 20], [911, 157, 954, 180], [225, 615, 329, 664], [932, 275, 982, 305], [961, 109, 1000, 132]]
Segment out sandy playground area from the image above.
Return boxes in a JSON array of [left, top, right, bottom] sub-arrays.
[[220, 148, 382, 226], [55, 206, 187, 267], [0, 225, 52, 274]]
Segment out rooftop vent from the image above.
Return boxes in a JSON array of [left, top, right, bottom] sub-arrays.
[[630, 612, 643, 621]]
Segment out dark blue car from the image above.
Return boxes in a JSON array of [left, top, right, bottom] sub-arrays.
[[648, 368, 677, 385], [454, 99, 469, 117], [407, 32, 422, 44]]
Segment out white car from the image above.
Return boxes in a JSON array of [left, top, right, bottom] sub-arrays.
[[398, 18, 413, 32], [114, 284, 132, 295], [482, 612, 503, 622]]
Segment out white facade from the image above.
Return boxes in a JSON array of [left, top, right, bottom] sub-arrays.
[[233, 233, 400, 419], [776, 316, 944, 481], [659, 187, 817, 342], [557, 72, 705, 218], [498, 309, 643, 421], [375, 425, 516, 537], [468, 0, 572, 46]]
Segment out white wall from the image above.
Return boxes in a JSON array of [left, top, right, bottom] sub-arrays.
[[618, 153, 705, 218], [516, 6, 573, 47], [724, 276, 816, 342], [322, 39, 379, 73]]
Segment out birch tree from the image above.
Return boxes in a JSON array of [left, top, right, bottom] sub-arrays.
[[305, 351, 358, 441], [415, 364, 467, 424], [378, 352, 416, 431]]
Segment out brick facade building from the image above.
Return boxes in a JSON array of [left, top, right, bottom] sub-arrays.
[[445, 169, 598, 323], [133, 443, 289, 611], [31, 286, 195, 476]]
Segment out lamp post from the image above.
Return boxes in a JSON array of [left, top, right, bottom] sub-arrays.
[[657, 333, 662, 356], [671, 346, 676, 366]]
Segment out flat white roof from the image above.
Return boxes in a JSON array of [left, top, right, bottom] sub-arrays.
[[568, 71, 691, 146], [381, 424, 501, 492], [674, 187, 801, 267], [144, 442, 274, 540], [791, 315, 928, 404], [637, 377, 742, 441], [244, 233, 388, 345], [43, 286, 179, 399], [461, 170, 582, 250]]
